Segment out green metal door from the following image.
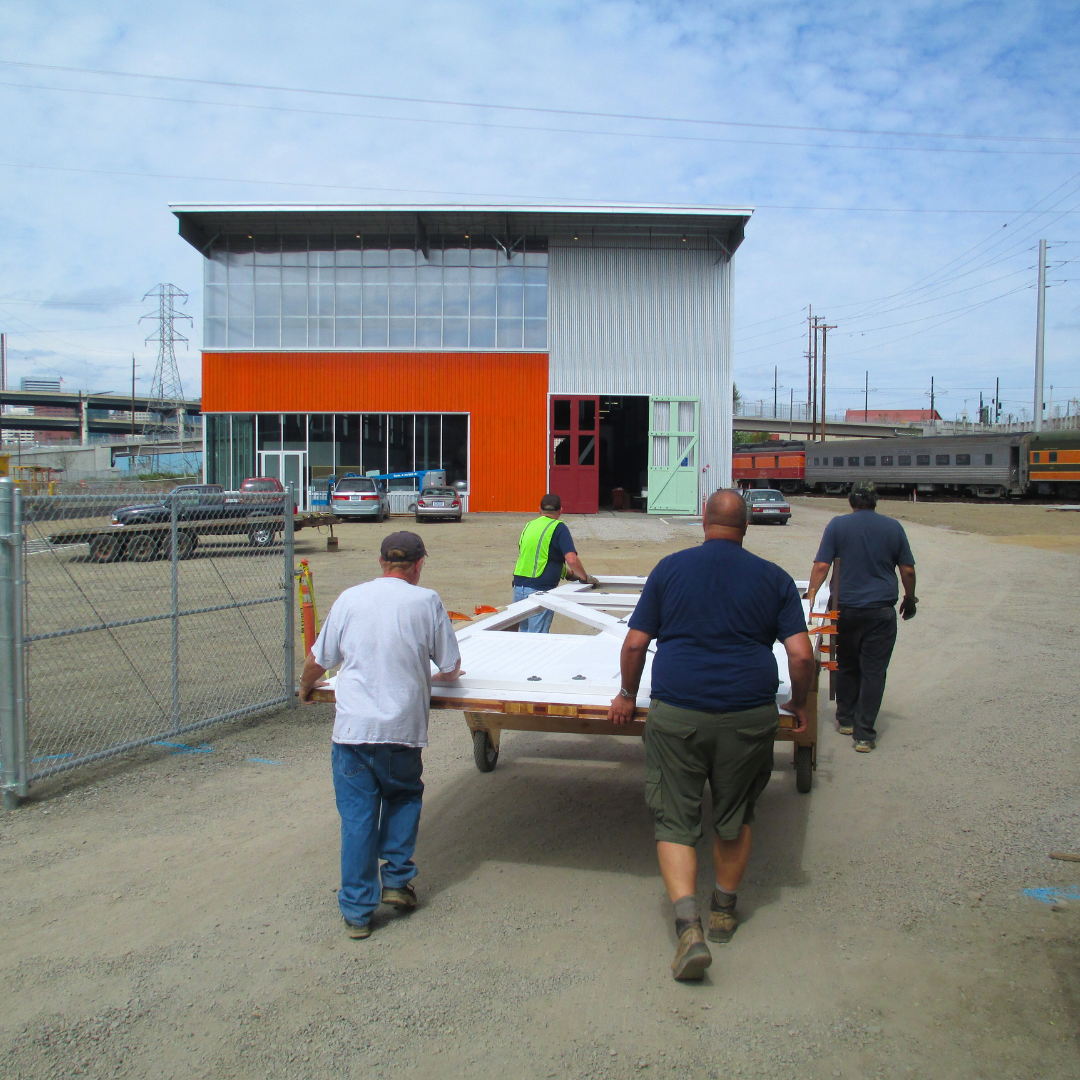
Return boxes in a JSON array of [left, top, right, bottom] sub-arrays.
[[647, 398, 699, 515]]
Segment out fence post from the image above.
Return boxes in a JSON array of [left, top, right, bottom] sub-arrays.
[[12, 480, 26, 798], [284, 488, 296, 705], [170, 490, 180, 733], [0, 477, 25, 809]]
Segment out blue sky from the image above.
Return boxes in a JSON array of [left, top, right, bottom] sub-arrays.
[[1, 0, 1078, 421]]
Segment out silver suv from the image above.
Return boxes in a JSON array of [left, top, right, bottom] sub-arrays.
[[330, 476, 390, 521]]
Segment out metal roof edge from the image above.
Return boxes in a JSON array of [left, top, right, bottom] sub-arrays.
[[169, 202, 755, 217]]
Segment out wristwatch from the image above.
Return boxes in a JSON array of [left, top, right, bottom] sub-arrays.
[[618, 688, 636, 700]]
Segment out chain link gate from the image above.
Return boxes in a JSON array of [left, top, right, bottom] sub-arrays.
[[0, 479, 295, 806]]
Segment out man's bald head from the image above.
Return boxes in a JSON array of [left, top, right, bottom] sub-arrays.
[[704, 489, 749, 530]]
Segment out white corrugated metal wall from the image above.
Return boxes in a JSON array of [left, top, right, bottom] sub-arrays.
[[547, 240, 733, 502]]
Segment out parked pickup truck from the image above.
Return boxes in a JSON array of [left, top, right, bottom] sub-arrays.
[[47, 485, 338, 563]]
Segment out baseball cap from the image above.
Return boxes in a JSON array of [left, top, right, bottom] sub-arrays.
[[851, 480, 876, 496], [380, 531, 428, 562], [540, 493, 561, 511]]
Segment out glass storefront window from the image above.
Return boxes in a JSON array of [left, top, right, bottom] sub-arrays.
[[204, 233, 546, 351]]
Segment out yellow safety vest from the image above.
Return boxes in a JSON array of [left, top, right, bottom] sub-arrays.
[[514, 516, 560, 579]]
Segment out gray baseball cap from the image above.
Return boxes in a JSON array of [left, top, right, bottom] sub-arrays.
[[380, 531, 428, 562]]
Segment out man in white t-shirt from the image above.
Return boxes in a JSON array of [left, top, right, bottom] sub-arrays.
[[299, 531, 462, 940]]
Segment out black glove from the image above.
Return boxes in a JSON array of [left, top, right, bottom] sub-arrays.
[[899, 595, 918, 620]]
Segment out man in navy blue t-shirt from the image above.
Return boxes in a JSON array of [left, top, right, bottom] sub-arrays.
[[608, 489, 814, 981], [807, 480, 917, 753]]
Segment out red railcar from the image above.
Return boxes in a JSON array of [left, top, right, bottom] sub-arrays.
[[732, 441, 805, 493]]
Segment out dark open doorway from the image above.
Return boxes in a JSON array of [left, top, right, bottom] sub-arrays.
[[598, 396, 650, 510]]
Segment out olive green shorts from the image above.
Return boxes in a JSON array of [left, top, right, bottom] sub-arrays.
[[643, 699, 779, 846]]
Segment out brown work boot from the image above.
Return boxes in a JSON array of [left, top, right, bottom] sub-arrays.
[[381, 882, 418, 910], [671, 920, 712, 981], [708, 896, 739, 944], [344, 918, 371, 940]]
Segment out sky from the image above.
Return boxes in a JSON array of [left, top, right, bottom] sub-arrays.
[[1, 0, 1078, 423]]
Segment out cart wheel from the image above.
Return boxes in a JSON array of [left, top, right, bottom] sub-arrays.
[[88, 534, 125, 563], [473, 729, 499, 772], [795, 745, 813, 793]]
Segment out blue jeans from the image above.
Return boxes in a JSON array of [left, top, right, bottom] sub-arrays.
[[331, 742, 424, 926], [513, 584, 555, 633]]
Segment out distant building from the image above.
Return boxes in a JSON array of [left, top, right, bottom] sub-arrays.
[[845, 409, 942, 423], [19, 376, 75, 443]]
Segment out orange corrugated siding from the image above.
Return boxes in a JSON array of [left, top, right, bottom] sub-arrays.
[[203, 351, 549, 513]]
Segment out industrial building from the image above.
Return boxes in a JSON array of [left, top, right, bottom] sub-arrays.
[[172, 204, 751, 513]]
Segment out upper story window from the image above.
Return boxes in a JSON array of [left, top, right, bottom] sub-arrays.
[[936, 454, 950, 465], [864, 456, 876, 466], [848, 456, 860, 466], [898, 454, 911, 466], [955, 453, 971, 465], [203, 233, 548, 351], [916, 454, 930, 466], [880, 455, 893, 466], [832, 456, 843, 466]]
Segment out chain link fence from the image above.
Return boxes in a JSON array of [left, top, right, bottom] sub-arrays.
[[0, 480, 295, 806]]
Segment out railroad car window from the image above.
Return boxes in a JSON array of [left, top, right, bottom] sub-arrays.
[[917, 455, 930, 466], [864, 456, 876, 466], [984, 454, 993, 465], [955, 453, 970, 465], [833, 456, 844, 466], [936, 455, 949, 465], [880, 455, 893, 466], [1031, 452, 1040, 463], [1049, 451, 1058, 463], [848, 456, 860, 466], [899, 455, 911, 466], [813, 457, 820, 465]]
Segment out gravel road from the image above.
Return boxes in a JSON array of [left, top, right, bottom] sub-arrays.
[[1, 501, 1078, 1079]]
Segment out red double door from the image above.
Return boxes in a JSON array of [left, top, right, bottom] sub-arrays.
[[548, 395, 599, 514]]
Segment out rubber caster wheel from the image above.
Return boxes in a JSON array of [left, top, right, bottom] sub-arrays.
[[795, 745, 813, 793], [473, 730, 499, 772]]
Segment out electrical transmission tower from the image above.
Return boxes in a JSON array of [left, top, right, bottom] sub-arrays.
[[140, 284, 193, 468]]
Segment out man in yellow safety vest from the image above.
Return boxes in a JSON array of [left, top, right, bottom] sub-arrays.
[[511, 493, 596, 632]]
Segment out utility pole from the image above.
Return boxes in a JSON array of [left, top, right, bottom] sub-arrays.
[[819, 323, 836, 442], [811, 316, 820, 442], [789, 388, 794, 439], [806, 306, 813, 426], [930, 376, 935, 419], [1034, 238, 1046, 432], [864, 371, 869, 423], [995, 376, 1001, 422], [130, 355, 137, 438], [773, 366, 778, 420]]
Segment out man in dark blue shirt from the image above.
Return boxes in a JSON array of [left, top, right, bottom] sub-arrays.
[[807, 480, 917, 753], [608, 489, 814, 981]]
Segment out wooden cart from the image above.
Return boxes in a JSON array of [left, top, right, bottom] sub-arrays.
[[315, 576, 831, 794]]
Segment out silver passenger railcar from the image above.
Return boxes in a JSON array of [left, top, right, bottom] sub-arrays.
[[804, 434, 1023, 497]]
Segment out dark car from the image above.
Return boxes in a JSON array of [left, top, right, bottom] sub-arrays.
[[742, 488, 792, 524], [414, 487, 463, 523]]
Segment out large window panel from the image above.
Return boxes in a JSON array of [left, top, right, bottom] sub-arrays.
[[387, 414, 414, 475], [361, 414, 387, 474], [336, 318, 362, 347], [470, 318, 495, 348], [231, 415, 255, 485], [227, 320, 253, 348], [256, 414, 282, 452], [336, 414, 362, 468], [363, 318, 388, 347], [389, 318, 415, 347], [414, 415, 441, 472], [442, 414, 469, 487], [254, 318, 280, 347]]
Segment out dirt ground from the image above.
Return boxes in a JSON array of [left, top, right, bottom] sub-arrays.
[[2, 501, 1079, 1079]]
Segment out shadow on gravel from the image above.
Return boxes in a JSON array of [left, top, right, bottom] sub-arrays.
[[414, 730, 811, 925]]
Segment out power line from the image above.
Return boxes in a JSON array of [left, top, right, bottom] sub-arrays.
[[6, 77, 1080, 158], [3, 57, 1078, 146]]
